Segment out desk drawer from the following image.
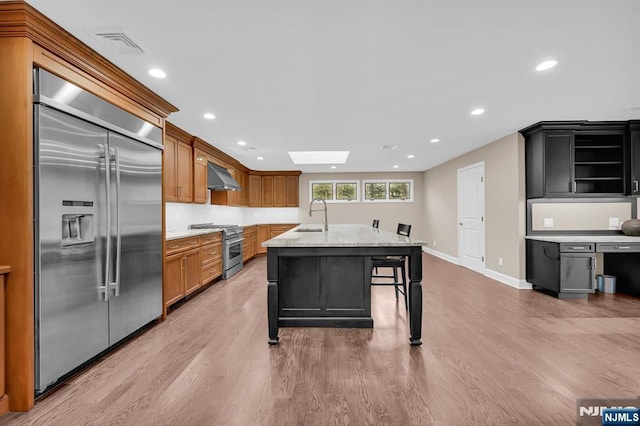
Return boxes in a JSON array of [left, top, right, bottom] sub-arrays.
[[560, 243, 594, 253], [166, 236, 200, 256], [596, 243, 640, 253]]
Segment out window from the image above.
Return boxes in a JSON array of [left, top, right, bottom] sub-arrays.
[[309, 180, 360, 203], [363, 179, 413, 202]]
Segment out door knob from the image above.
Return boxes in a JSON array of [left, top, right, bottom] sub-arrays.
[[458, 222, 463, 226]]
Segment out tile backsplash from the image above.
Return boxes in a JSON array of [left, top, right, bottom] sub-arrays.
[[165, 202, 299, 231]]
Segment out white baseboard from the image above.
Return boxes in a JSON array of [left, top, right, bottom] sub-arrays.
[[423, 247, 531, 290], [423, 246, 459, 264], [484, 269, 532, 290]]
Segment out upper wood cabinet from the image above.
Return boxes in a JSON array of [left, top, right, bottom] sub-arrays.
[[193, 148, 208, 204], [249, 175, 262, 207], [210, 163, 249, 207], [165, 124, 193, 203], [262, 176, 274, 207], [258, 174, 299, 207], [285, 176, 299, 207]]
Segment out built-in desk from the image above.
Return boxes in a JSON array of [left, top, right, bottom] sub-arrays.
[[526, 236, 640, 298]]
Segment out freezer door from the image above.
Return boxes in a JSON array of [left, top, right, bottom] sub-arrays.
[[107, 132, 162, 344], [35, 105, 110, 392]]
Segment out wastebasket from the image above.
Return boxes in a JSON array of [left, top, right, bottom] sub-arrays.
[[602, 275, 616, 293], [596, 275, 604, 292]]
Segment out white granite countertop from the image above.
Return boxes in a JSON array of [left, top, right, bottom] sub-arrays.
[[262, 224, 427, 247], [166, 229, 223, 241], [526, 235, 640, 243]]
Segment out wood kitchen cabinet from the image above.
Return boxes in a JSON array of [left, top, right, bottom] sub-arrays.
[[256, 224, 270, 255], [210, 163, 249, 207], [163, 233, 222, 318], [259, 174, 300, 207], [269, 224, 297, 239], [243, 226, 257, 262], [165, 123, 193, 203], [249, 175, 262, 206], [199, 232, 223, 285], [193, 148, 209, 204], [285, 175, 299, 206]]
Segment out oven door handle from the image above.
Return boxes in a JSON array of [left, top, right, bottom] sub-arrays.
[[226, 237, 244, 245]]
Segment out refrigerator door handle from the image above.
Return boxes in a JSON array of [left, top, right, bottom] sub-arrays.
[[113, 147, 122, 297], [101, 144, 111, 302]]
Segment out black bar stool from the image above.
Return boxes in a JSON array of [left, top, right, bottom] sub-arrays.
[[371, 223, 411, 310]]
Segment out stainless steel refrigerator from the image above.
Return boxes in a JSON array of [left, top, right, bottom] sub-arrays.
[[34, 69, 163, 393]]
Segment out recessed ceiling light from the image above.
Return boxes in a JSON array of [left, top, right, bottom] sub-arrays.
[[430, 138, 440, 143], [471, 108, 485, 116], [536, 60, 558, 71], [148, 68, 166, 79], [203, 113, 215, 120], [393, 165, 399, 169], [237, 140, 247, 146], [407, 154, 415, 159], [288, 151, 350, 164], [331, 166, 337, 169], [257, 156, 264, 160]]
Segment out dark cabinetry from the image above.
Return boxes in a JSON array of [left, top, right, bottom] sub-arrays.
[[630, 121, 640, 195], [526, 239, 595, 298], [522, 121, 629, 198]]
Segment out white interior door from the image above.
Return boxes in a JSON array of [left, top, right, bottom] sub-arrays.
[[457, 162, 485, 273]]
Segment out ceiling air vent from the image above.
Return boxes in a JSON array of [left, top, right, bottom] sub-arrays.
[[380, 145, 398, 151], [92, 30, 146, 55]]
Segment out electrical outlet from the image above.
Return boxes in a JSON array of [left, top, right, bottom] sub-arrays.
[[175, 212, 181, 221], [543, 218, 554, 228], [433, 240, 437, 247], [498, 257, 503, 266], [609, 217, 619, 228]]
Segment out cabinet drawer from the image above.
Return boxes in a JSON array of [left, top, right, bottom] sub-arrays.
[[270, 224, 296, 233], [200, 243, 222, 264], [243, 225, 257, 234], [202, 260, 222, 283], [596, 243, 640, 253], [166, 236, 200, 256], [559, 243, 594, 253], [200, 232, 222, 246]]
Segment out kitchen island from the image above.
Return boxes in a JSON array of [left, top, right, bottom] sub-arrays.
[[263, 224, 427, 345]]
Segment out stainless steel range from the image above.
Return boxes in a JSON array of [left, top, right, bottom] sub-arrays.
[[189, 223, 244, 279]]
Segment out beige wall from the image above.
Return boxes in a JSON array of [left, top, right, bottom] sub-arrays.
[[531, 202, 632, 231], [424, 133, 526, 280], [298, 172, 426, 239]]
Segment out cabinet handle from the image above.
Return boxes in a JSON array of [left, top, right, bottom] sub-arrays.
[[572, 181, 577, 193], [617, 246, 631, 250], [168, 245, 179, 249], [181, 258, 185, 270], [210, 251, 217, 255], [571, 246, 585, 250], [591, 257, 596, 270], [634, 181, 639, 193]]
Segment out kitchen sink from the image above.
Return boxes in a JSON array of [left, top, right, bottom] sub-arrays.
[[294, 228, 324, 232]]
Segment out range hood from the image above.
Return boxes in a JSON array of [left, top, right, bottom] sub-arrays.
[[207, 162, 241, 191]]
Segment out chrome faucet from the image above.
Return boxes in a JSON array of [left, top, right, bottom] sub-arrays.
[[309, 198, 328, 231]]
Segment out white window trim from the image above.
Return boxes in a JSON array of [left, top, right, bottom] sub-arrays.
[[309, 180, 360, 203], [362, 179, 414, 203]]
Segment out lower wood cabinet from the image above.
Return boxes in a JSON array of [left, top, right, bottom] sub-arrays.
[[243, 226, 257, 262], [163, 232, 222, 318]]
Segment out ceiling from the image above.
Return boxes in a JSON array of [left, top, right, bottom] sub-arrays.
[[26, 0, 640, 173]]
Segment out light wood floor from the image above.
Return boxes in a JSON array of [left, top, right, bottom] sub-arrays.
[[2, 254, 640, 425]]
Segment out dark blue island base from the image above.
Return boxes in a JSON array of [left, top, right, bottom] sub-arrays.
[[266, 246, 423, 346]]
